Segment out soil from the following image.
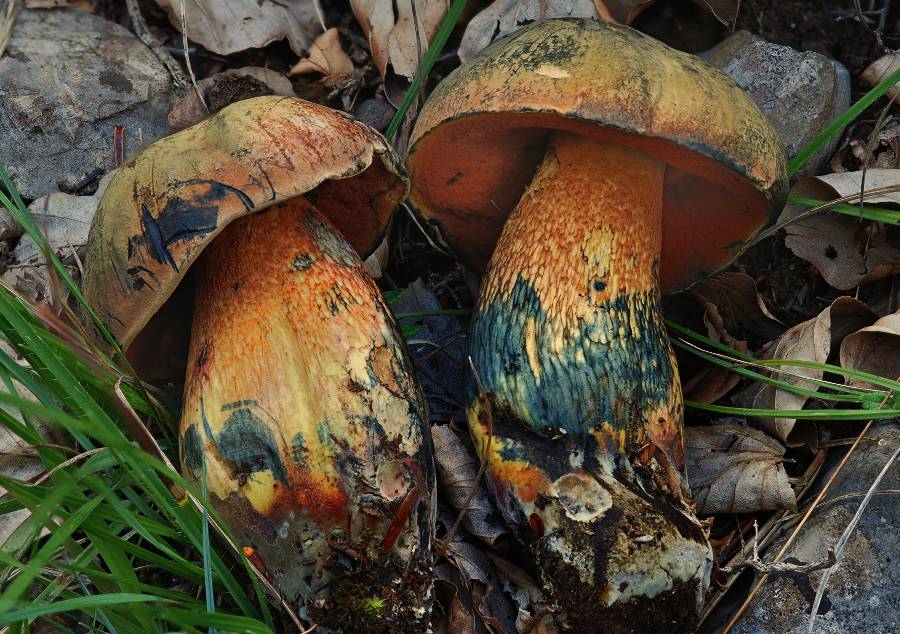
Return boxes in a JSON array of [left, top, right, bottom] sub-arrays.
[[636, 0, 900, 77]]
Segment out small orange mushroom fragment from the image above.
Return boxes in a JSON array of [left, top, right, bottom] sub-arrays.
[[407, 19, 788, 630], [84, 97, 434, 631]]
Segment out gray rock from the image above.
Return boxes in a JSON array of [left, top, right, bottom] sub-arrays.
[[702, 31, 851, 178], [732, 423, 900, 634], [0, 9, 176, 200]]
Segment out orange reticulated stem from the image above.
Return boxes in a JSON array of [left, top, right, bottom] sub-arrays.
[[468, 130, 685, 480]]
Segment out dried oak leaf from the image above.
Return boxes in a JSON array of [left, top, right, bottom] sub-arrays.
[[436, 509, 519, 634], [459, 0, 600, 64], [733, 296, 875, 445], [830, 119, 900, 172], [665, 272, 777, 404], [690, 271, 784, 342], [351, 0, 449, 82], [155, 0, 321, 55], [685, 423, 796, 515], [861, 52, 900, 102], [289, 27, 354, 79], [840, 310, 900, 388], [682, 339, 749, 404], [432, 424, 507, 545], [780, 171, 900, 290]]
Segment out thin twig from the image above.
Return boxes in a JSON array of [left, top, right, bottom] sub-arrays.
[[723, 418, 877, 631], [675, 338, 886, 395], [312, 0, 327, 31], [124, 0, 188, 89], [23, 447, 108, 486], [0, 0, 20, 59], [721, 534, 837, 573], [408, 0, 425, 110], [180, 0, 207, 112], [746, 184, 900, 248], [807, 441, 900, 633]]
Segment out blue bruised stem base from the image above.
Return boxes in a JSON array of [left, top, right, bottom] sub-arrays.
[[467, 132, 711, 632]]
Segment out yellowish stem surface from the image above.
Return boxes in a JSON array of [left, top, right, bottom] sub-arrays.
[[179, 198, 432, 629]]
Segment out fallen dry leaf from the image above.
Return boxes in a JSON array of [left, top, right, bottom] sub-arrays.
[[352, 0, 449, 84], [0, 424, 43, 550], [156, 0, 321, 56], [1, 172, 114, 305], [685, 423, 796, 515], [0, 344, 56, 552], [664, 272, 778, 405], [459, 0, 600, 64], [436, 509, 520, 633], [168, 67, 296, 131], [690, 272, 784, 342], [780, 171, 900, 290], [839, 309, 900, 388], [290, 28, 354, 79], [432, 424, 507, 546], [861, 52, 900, 102], [733, 296, 875, 445], [831, 119, 900, 172], [682, 340, 749, 404]]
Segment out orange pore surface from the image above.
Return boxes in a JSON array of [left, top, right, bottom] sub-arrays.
[[408, 112, 771, 291]]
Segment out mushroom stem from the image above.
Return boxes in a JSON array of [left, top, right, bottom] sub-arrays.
[[468, 132, 710, 626], [179, 198, 432, 630]]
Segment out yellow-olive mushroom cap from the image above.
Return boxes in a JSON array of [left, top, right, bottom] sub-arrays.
[[84, 96, 406, 366], [407, 18, 789, 290]]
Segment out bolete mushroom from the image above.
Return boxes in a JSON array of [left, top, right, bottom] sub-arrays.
[[406, 19, 788, 630], [83, 96, 434, 631]]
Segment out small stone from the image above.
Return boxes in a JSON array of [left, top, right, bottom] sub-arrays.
[[702, 31, 851, 177], [0, 9, 176, 200], [729, 422, 900, 633], [352, 98, 396, 133]]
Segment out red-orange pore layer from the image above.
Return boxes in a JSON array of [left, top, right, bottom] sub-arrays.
[[410, 112, 774, 290]]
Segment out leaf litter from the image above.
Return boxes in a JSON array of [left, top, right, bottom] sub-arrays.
[[1, 2, 899, 632]]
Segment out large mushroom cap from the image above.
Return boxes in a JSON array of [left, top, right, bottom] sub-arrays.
[[84, 96, 406, 367], [408, 18, 788, 290]]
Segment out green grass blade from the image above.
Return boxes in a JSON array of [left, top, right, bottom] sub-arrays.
[[0, 496, 103, 614], [685, 400, 900, 420], [386, 0, 470, 140], [0, 163, 121, 353], [0, 593, 163, 624], [789, 66, 900, 175], [788, 195, 900, 225]]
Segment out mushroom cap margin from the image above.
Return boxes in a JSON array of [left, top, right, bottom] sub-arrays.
[[84, 96, 408, 354], [407, 18, 789, 290]]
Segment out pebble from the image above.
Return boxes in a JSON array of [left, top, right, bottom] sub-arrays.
[[702, 31, 851, 178], [0, 8, 176, 201], [726, 422, 900, 633]]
